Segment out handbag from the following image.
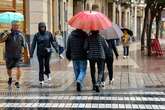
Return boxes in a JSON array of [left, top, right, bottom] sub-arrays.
[[45, 48, 53, 53]]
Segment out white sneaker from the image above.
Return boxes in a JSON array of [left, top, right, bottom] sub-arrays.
[[109, 78, 114, 84], [123, 56, 126, 59], [101, 81, 105, 87], [48, 76, 51, 81], [45, 74, 51, 81], [40, 81, 44, 85]]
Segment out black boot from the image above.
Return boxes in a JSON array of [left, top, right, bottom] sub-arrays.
[[95, 82, 101, 92], [15, 82, 20, 88], [77, 82, 81, 92], [92, 85, 96, 91], [95, 85, 100, 92], [8, 78, 12, 86]]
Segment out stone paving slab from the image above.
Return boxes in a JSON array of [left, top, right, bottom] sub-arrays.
[[0, 42, 165, 109]]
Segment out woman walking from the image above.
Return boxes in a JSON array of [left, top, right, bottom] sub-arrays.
[[102, 39, 119, 86], [30, 22, 59, 85], [84, 30, 108, 92]]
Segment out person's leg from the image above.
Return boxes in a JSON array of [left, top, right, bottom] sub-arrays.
[[14, 67, 21, 88], [97, 59, 105, 84], [76, 60, 87, 88], [37, 56, 44, 82], [124, 46, 127, 56], [7, 69, 12, 86], [44, 53, 51, 79], [89, 60, 96, 90], [73, 60, 81, 92], [101, 60, 106, 87], [73, 60, 80, 81], [6, 58, 12, 78], [123, 46, 125, 56], [16, 67, 21, 82], [127, 46, 129, 56], [7, 69, 12, 78], [106, 58, 114, 82], [101, 60, 106, 82], [95, 59, 105, 92]]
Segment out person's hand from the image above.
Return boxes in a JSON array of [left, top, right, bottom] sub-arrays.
[[59, 54, 64, 59], [4, 30, 11, 34]]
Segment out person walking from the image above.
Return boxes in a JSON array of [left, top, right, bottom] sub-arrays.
[[30, 22, 59, 85], [121, 30, 130, 58], [84, 30, 108, 92], [101, 39, 119, 86], [66, 29, 88, 92], [55, 31, 65, 59], [0, 20, 29, 88]]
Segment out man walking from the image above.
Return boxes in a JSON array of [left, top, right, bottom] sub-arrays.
[[0, 20, 28, 88], [66, 29, 88, 92]]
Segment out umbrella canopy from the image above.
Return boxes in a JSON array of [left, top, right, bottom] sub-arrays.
[[100, 24, 123, 39], [0, 12, 24, 24], [68, 11, 112, 30], [121, 28, 133, 36]]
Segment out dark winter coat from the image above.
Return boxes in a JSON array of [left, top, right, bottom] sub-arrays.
[[66, 29, 88, 60], [105, 39, 119, 59], [30, 31, 58, 57], [84, 33, 108, 60]]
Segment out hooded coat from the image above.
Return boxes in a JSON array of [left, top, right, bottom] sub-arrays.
[[30, 22, 58, 57]]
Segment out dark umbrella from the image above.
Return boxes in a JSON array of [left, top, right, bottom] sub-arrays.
[[121, 28, 133, 36]]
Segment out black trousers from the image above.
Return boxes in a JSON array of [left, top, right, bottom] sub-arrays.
[[37, 53, 51, 81], [89, 59, 105, 86], [102, 57, 114, 81]]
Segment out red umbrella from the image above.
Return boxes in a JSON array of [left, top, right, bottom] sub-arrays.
[[68, 11, 112, 30]]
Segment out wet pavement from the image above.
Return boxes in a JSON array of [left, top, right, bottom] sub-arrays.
[[0, 42, 165, 109]]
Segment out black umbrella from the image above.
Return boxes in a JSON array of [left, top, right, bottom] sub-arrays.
[[121, 28, 133, 36]]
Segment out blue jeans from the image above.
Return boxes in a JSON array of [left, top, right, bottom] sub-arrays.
[[73, 60, 87, 87]]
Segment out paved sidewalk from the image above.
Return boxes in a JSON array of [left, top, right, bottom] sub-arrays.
[[0, 42, 165, 109]]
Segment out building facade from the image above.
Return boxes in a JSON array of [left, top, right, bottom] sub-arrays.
[[0, 0, 145, 63], [0, 0, 74, 63]]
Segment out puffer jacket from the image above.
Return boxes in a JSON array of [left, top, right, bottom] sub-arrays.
[[66, 29, 88, 60], [84, 33, 108, 60]]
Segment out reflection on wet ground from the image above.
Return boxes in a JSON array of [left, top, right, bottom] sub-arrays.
[[0, 42, 165, 109]]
